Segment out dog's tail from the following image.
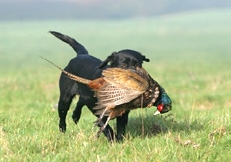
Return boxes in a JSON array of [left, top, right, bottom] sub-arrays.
[[40, 56, 91, 85], [49, 31, 88, 55]]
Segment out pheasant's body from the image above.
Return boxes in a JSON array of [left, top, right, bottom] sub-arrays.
[[41, 57, 172, 135], [92, 67, 161, 120]]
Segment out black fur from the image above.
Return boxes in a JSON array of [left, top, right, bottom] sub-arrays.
[[50, 31, 149, 141]]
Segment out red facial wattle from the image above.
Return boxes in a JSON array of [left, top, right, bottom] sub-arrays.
[[157, 104, 164, 112]]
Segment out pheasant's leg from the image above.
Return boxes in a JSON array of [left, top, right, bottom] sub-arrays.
[[103, 116, 111, 130], [94, 107, 108, 126], [95, 104, 115, 126], [95, 118, 115, 141], [97, 116, 111, 137]]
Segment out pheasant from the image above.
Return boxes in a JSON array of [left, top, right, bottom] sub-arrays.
[[41, 57, 172, 134]]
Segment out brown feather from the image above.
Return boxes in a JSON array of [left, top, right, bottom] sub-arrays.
[[102, 68, 149, 92], [88, 78, 106, 90]]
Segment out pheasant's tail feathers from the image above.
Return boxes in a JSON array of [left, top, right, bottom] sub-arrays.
[[63, 71, 91, 85], [102, 68, 149, 92], [40, 56, 91, 85]]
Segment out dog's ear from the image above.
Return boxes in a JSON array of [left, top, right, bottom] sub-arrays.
[[142, 55, 150, 62], [99, 52, 117, 69]]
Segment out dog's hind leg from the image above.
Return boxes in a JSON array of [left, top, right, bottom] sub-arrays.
[[58, 75, 78, 132], [72, 97, 85, 124], [58, 96, 73, 132]]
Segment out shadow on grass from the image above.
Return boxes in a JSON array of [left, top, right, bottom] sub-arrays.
[[125, 113, 205, 138]]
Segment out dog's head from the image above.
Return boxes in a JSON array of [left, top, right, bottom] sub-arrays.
[[99, 49, 150, 69]]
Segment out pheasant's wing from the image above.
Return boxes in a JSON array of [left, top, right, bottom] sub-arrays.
[[93, 82, 144, 116], [99, 68, 149, 105], [93, 68, 150, 115], [94, 68, 148, 108], [96, 82, 144, 106], [102, 68, 149, 92]]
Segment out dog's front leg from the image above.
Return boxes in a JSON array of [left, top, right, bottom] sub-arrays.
[[116, 111, 130, 141]]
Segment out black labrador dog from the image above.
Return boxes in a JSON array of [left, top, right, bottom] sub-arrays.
[[50, 31, 150, 141]]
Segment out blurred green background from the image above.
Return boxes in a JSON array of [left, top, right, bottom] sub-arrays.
[[0, 1, 231, 161]]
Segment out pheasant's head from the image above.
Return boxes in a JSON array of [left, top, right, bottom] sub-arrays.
[[154, 87, 172, 115]]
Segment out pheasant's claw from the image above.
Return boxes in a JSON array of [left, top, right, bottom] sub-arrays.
[[94, 118, 102, 128], [96, 127, 105, 138], [95, 116, 111, 138], [93, 121, 98, 128]]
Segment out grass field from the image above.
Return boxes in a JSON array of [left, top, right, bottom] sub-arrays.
[[1, 9, 231, 161]]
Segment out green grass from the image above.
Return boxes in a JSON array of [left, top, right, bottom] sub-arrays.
[[1, 9, 231, 161]]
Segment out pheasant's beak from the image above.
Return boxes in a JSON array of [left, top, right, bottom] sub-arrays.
[[154, 110, 161, 115]]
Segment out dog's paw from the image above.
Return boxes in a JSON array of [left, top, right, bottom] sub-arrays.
[[96, 127, 104, 138], [72, 117, 79, 124], [93, 118, 103, 127], [59, 123, 66, 133]]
